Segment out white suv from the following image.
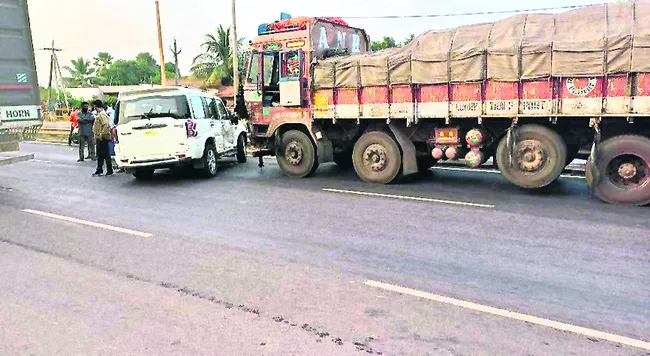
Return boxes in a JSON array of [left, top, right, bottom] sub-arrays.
[[114, 87, 248, 179]]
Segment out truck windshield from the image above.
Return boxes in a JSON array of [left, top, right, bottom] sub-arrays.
[[119, 95, 190, 124]]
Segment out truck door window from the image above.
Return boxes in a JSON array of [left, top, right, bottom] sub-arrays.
[[263, 52, 280, 106], [263, 53, 279, 87], [247, 53, 260, 85], [281, 51, 300, 79]]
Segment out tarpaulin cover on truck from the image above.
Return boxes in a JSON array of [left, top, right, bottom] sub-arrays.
[[313, 2, 650, 88]]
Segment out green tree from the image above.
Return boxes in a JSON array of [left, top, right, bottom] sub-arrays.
[[63, 57, 95, 87], [99, 52, 160, 85], [191, 25, 247, 87], [102, 60, 142, 85], [93, 52, 114, 85], [370, 37, 398, 51], [403, 34, 416, 46], [153, 63, 178, 84], [135, 52, 159, 83]]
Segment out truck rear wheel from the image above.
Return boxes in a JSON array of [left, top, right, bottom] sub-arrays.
[[276, 130, 317, 178], [496, 124, 567, 189], [586, 135, 650, 206], [353, 131, 402, 184]]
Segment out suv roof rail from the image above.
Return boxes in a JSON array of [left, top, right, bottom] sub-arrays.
[[118, 86, 204, 100]]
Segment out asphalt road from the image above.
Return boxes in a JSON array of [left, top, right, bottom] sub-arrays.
[[0, 142, 648, 356]]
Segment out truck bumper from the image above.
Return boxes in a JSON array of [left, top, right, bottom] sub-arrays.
[[251, 148, 274, 158]]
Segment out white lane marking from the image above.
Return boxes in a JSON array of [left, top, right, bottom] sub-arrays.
[[365, 280, 650, 351], [434, 166, 500, 175], [563, 175, 587, 180], [322, 188, 495, 209], [433, 166, 587, 180], [23, 209, 152, 238], [30, 159, 54, 163]]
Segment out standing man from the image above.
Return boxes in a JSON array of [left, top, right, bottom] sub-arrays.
[[77, 102, 96, 162], [106, 103, 115, 125], [92, 100, 113, 177], [68, 107, 79, 146]]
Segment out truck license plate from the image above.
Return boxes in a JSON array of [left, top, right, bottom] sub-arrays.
[[435, 128, 459, 145]]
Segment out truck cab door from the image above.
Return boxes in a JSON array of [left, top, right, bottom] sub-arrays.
[[279, 50, 303, 107]]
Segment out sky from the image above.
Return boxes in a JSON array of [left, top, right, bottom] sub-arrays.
[[27, 0, 610, 86]]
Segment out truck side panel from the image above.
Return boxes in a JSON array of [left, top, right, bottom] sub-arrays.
[[312, 74, 650, 121], [0, 0, 41, 129]]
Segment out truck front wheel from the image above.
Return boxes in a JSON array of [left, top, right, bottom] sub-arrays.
[[276, 130, 317, 178], [353, 131, 402, 184], [496, 124, 567, 189], [587, 135, 650, 206]]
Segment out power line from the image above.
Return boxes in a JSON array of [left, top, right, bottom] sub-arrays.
[[336, 3, 600, 19]]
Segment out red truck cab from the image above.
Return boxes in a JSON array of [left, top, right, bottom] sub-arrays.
[[244, 16, 368, 159]]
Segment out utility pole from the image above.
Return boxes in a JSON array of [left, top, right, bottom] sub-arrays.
[[155, 0, 167, 86], [170, 38, 182, 86], [231, 0, 239, 92], [40, 40, 61, 106]]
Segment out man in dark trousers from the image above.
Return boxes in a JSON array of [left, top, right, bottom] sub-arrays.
[[92, 100, 113, 177], [77, 102, 96, 162]]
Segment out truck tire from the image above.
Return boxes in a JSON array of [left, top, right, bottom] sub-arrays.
[[276, 130, 317, 178], [236, 133, 247, 163], [133, 168, 155, 180], [586, 135, 650, 206], [353, 131, 402, 184], [201, 142, 218, 178], [333, 150, 353, 169], [496, 124, 567, 189]]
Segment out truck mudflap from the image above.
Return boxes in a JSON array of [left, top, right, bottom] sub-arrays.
[[313, 129, 333, 165], [388, 122, 418, 176], [585, 118, 602, 189]]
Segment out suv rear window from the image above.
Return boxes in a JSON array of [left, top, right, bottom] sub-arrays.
[[119, 95, 190, 124]]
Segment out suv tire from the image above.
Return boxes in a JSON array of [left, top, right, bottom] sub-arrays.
[[201, 142, 218, 178]]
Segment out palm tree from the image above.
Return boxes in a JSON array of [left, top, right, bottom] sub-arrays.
[[191, 26, 247, 87], [64, 57, 95, 87]]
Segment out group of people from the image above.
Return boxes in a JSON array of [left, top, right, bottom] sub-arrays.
[[68, 100, 116, 177]]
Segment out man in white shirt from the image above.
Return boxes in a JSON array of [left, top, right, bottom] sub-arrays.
[[106, 104, 115, 128]]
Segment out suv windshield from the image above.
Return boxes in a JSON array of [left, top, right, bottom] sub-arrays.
[[119, 95, 190, 124]]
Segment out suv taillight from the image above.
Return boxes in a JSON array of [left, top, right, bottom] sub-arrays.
[[111, 127, 119, 144], [186, 119, 198, 138]]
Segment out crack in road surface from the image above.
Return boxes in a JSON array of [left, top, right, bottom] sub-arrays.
[[0, 237, 386, 354]]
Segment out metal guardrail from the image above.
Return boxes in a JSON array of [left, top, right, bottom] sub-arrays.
[[0, 125, 42, 140], [38, 127, 68, 135]]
